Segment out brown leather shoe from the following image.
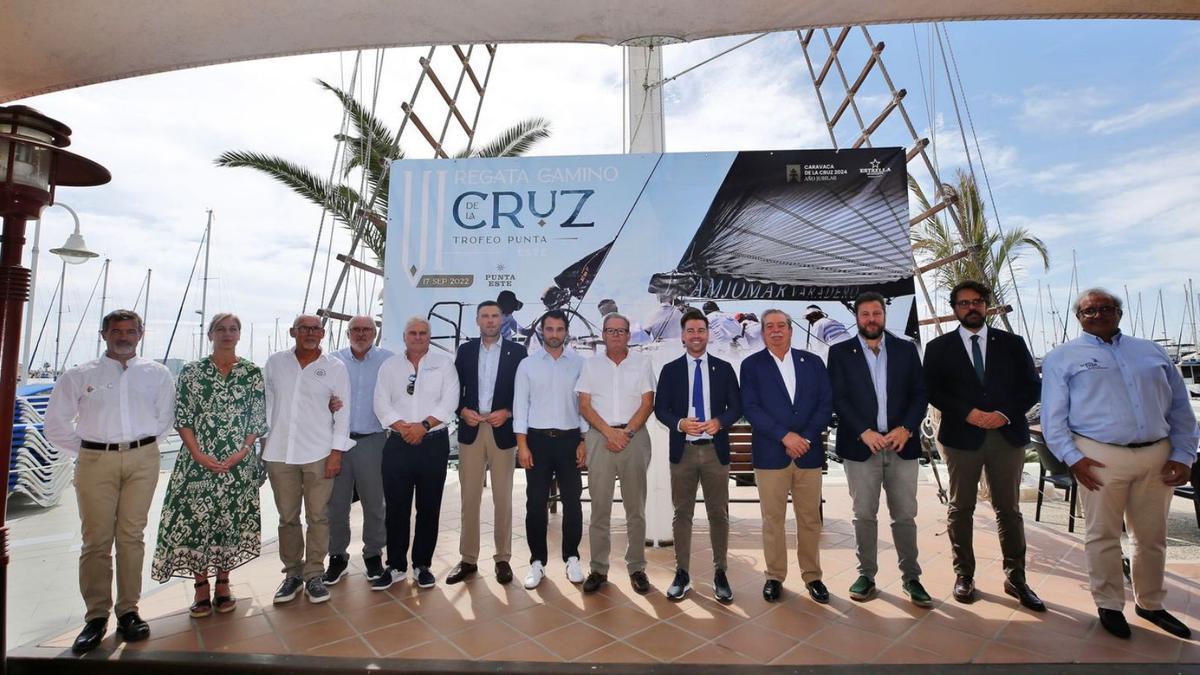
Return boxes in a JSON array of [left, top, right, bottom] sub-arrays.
[[1004, 579, 1046, 612], [495, 561, 514, 585], [445, 561, 477, 585], [953, 575, 975, 603]]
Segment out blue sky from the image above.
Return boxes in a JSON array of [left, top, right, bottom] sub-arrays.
[[17, 19, 1200, 365]]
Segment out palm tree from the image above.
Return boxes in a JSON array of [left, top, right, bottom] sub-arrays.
[[910, 169, 1049, 320], [215, 79, 550, 264]]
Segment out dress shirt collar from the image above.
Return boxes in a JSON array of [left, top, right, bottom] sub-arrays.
[[768, 348, 792, 364], [480, 337, 502, 352], [857, 333, 886, 355], [958, 323, 987, 342], [1082, 330, 1122, 346]]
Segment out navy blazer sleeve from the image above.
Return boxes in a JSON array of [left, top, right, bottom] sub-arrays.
[[799, 357, 833, 445], [924, 338, 970, 422], [454, 343, 471, 415], [740, 356, 788, 442], [900, 340, 929, 433], [716, 359, 742, 430], [653, 360, 683, 432], [1003, 334, 1040, 424], [828, 345, 870, 440]]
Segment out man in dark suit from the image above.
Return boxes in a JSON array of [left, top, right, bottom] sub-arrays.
[[924, 280, 1044, 611], [740, 308, 833, 604], [447, 301, 528, 585], [654, 309, 742, 602], [828, 292, 931, 607]]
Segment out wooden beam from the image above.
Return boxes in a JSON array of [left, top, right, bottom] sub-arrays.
[[919, 305, 1012, 326], [915, 248, 973, 274], [420, 57, 472, 135], [906, 138, 929, 162], [909, 193, 957, 228], [335, 253, 382, 276], [400, 102, 447, 158]]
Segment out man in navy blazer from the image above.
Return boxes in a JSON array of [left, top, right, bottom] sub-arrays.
[[828, 292, 931, 607], [923, 280, 1044, 611], [448, 301, 528, 586], [740, 308, 833, 604], [654, 309, 742, 602]]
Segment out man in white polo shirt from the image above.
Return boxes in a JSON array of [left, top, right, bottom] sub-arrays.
[[263, 314, 352, 605], [576, 311, 656, 595], [45, 309, 174, 654]]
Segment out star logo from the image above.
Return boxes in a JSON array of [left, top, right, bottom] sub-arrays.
[[869, 159, 881, 170], [496, 263, 506, 272]]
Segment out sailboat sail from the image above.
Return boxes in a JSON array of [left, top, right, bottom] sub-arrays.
[[648, 148, 913, 302]]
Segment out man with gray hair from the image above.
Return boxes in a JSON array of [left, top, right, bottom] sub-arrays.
[[324, 316, 392, 586], [1042, 288, 1196, 639], [263, 315, 353, 605], [577, 312, 656, 594], [373, 317, 460, 590]]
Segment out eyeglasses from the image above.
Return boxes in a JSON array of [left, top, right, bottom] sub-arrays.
[[348, 326, 375, 334], [953, 299, 987, 309], [1079, 306, 1119, 317], [295, 325, 324, 334], [406, 373, 417, 395], [603, 328, 629, 335]]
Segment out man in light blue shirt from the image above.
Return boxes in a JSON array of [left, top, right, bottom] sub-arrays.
[[513, 310, 588, 589], [1041, 288, 1197, 640], [325, 316, 393, 586]]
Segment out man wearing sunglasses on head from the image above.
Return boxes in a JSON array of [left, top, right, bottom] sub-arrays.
[[924, 281, 1044, 611], [1041, 289, 1196, 640], [373, 317, 460, 590]]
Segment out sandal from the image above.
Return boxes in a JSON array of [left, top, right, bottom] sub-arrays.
[[189, 579, 213, 618], [214, 576, 237, 613]]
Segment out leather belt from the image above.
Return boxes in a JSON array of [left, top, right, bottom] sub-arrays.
[[528, 428, 579, 438], [81, 436, 156, 451], [1081, 434, 1166, 449], [350, 431, 382, 440], [686, 438, 713, 446]]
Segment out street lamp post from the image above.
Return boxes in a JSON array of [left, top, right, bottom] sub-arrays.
[[0, 105, 109, 669], [26, 202, 99, 377]]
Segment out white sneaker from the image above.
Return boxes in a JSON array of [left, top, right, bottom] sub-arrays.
[[566, 556, 584, 584], [524, 561, 545, 589]]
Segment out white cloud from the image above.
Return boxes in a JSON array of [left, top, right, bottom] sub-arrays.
[[1088, 90, 1200, 135]]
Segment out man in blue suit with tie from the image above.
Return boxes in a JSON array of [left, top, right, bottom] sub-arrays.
[[654, 309, 742, 602], [740, 308, 833, 603], [827, 292, 932, 607]]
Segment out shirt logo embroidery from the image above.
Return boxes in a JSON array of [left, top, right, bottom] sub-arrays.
[[1080, 358, 1106, 371], [315, 369, 327, 377]]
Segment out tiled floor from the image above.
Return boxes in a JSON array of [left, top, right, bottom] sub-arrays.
[[21, 473, 1200, 667]]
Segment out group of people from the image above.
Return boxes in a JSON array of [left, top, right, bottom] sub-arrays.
[[43, 279, 1196, 656]]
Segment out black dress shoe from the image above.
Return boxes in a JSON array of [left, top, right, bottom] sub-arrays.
[[806, 580, 830, 604], [1135, 606, 1192, 639], [116, 611, 150, 642], [1099, 608, 1131, 638], [445, 561, 478, 585], [582, 572, 607, 594], [1003, 580, 1046, 612], [953, 575, 976, 603], [72, 618, 107, 654], [630, 570, 651, 595], [713, 570, 734, 604], [495, 561, 514, 585], [762, 579, 783, 602]]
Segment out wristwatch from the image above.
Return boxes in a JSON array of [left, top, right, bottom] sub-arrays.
[[420, 420, 431, 431]]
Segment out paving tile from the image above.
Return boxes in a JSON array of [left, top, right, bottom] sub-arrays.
[[974, 641, 1061, 663], [121, 629, 200, 652], [362, 617, 440, 656], [803, 621, 888, 662], [772, 643, 853, 665], [902, 619, 987, 662], [624, 621, 707, 661], [587, 604, 661, 638], [391, 636, 468, 660], [500, 601, 576, 637], [993, 620, 1085, 661], [749, 603, 827, 641], [339, 601, 414, 634], [306, 635, 377, 658], [445, 620, 526, 659], [279, 615, 356, 651], [484, 638, 561, 662], [580, 640, 658, 663], [873, 642, 947, 664], [197, 613, 274, 649], [213, 632, 288, 654], [714, 623, 798, 663], [538, 621, 617, 660], [672, 642, 747, 664]]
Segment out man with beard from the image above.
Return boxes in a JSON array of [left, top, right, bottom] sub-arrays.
[[513, 310, 587, 589], [372, 317, 459, 590], [923, 281, 1044, 611], [827, 292, 931, 606], [577, 312, 656, 594], [1041, 289, 1195, 639], [325, 316, 392, 586], [46, 310, 175, 653], [447, 301, 527, 585], [740, 309, 833, 604]]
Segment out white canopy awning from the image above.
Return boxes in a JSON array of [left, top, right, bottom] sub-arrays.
[[2, 0, 1197, 103]]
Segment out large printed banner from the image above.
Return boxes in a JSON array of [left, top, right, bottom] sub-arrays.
[[382, 148, 916, 363]]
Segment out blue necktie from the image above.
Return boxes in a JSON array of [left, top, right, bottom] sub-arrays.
[[971, 334, 985, 382], [692, 358, 706, 422]]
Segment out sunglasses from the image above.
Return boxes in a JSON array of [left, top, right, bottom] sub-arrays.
[[406, 373, 417, 395]]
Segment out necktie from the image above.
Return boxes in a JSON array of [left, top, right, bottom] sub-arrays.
[[692, 358, 706, 422], [970, 334, 985, 382]]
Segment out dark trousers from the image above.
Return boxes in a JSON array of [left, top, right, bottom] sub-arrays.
[[382, 430, 449, 571], [944, 430, 1027, 583], [524, 430, 583, 565]]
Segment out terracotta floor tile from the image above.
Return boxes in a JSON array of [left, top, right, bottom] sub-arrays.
[[580, 640, 657, 663], [672, 642, 747, 664], [803, 622, 888, 662], [197, 613, 274, 649], [392, 636, 468, 660], [750, 604, 827, 641], [974, 641, 1059, 663], [260, 601, 336, 631], [873, 642, 947, 664], [772, 643, 852, 665], [587, 604, 661, 638], [624, 621, 707, 661], [306, 635, 377, 658], [339, 601, 414, 634], [327, 583, 396, 611], [545, 587, 627, 617], [715, 623, 798, 663], [667, 602, 747, 640], [538, 621, 617, 660], [121, 629, 201, 652], [445, 620, 525, 659], [484, 639, 561, 662], [362, 617, 440, 656], [280, 615, 356, 651], [903, 620, 986, 662], [993, 620, 1085, 661], [500, 602, 576, 637], [142, 610, 201, 639], [214, 632, 288, 654]]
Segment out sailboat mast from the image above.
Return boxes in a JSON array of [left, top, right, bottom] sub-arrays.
[[199, 209, 212, 337], [141, 269, 151, 356], [94, 258, 110, 358]]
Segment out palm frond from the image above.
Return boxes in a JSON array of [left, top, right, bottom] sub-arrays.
[[462, 117, 551, 158], [215, 151, 361, 221]]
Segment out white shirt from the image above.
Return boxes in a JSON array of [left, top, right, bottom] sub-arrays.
[[374, 349, 459, 431], [683, 352, 713, 441], [477, 338, 503, 414], [575, 350, 655, 426], [644, 304, 683, 340], [44, 355, 175, 456], [264, 349, 353, 464], [513, 348, 587, 433], [958, 323, 989, 365], [741, 321, 764, 351], [770, 348, 797, 401], [707, 312, 741, 344]]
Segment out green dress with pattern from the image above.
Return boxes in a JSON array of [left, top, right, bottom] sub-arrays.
[[151, 357, 268, 581]]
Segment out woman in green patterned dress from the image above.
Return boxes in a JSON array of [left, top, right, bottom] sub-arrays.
[[151, 313, 267, 618]]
